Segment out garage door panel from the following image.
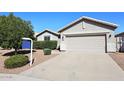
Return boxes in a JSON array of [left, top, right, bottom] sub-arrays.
[[65, 35, 105, 52]]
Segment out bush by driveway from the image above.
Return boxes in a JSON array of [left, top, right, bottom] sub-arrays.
[[0, 49, 58, 74]]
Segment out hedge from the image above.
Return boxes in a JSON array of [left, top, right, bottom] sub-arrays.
[[4, 55, 29, 68], [33, 40, 57, 50], [33, 41, 42, 49]]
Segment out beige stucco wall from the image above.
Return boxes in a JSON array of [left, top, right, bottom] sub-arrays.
[[83, 20, 115, 32], [60, 20, 116, 52], [60, 22, 83, 33], [61, 20, 115, 34]]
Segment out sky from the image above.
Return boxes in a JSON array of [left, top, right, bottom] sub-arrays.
[[0, 12, 124, 34]]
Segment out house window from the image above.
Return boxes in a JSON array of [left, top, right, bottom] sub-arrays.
[[44, 36, 50, 41]]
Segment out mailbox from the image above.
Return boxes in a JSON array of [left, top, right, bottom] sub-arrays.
[[22, 40, 31, 49], [22, 38, 33, 66]]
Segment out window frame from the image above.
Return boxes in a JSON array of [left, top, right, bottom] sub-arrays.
[[44, 35, 50, 41]]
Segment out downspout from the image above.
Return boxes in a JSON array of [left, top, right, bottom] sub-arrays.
[[60, 33, 66, 51], [105, 34, 107, 53], [116, 37, 117, 52]]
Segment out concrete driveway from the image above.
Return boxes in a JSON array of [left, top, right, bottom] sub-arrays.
[[20, 52, 124, 81], [0, 73, 43, 81]]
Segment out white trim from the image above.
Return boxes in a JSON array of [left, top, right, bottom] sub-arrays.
[[44, 35, 51, 40], [22, 37, 32, 40], [63, 31, 109, 35], [83, 16, 118, 27]]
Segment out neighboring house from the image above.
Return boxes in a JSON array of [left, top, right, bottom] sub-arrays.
[[36, 29, 60, 49], [36, 29, 59, 41], [34, 32, 39, 37], [58, 16, 118, 53], [115, 32, 124, 52]]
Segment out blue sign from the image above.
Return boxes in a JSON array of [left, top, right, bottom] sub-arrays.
[[22, 40, 31, 49]]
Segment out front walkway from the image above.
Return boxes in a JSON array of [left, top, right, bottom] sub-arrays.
[[20, 52, 124, 81]]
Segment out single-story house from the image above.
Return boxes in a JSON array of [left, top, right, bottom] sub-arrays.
[[35, 16, 118, 53], [36, 29, 60, 49], [58, 16, 118, 53], [115, 32, 124, 52], [36, 29, 59, 41]]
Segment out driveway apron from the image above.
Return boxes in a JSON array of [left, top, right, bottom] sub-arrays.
[[20, 52, 124, 81]]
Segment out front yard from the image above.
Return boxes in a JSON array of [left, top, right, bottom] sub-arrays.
[[109, 53, 124, 71], [0, 49, 58, 74]]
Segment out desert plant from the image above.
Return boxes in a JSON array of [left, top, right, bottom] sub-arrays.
[[4, 54, 29, 68], [43, 48, 51, 55]]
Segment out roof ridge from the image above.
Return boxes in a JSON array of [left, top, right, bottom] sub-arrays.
[[58, 16, 118, 33], [36, 29, 59, 37]]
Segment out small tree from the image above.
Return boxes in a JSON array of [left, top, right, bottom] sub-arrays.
[[0, 13, 35, 54]]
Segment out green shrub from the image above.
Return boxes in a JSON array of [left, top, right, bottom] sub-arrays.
[[43, 48, 51, 55], [33, 41, 42, 49], [4, 55, 29, 68], [1, 41, 11, 49], [33, 40, 57, 50]]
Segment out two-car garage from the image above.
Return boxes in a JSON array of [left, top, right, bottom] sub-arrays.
[[58, 16, 118, 53], [64, 34, 107, 53]]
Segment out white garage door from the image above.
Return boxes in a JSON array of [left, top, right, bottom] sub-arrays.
[[65, 35, 106, 53]]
